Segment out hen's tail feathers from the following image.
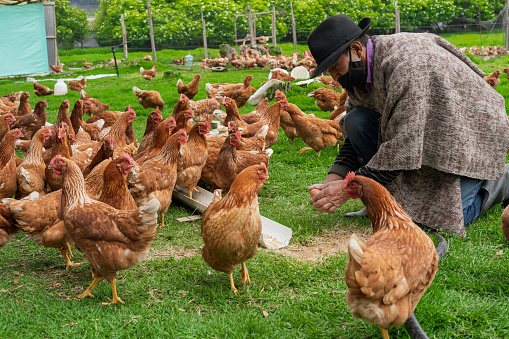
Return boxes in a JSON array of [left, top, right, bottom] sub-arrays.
[[307, 91, 316, 98], [247, 79, 283, 106], [348, 234, 365, 266], [2, 198, 24, 215], [213, 109, 226, 123], [140, 198, 160, 214], [140, 67, 145, 73], [265, 149, 274, 157], [90, 118, 105, 130], [132, 86, 141, 95], [205, 83, 213, 97], [177, 79, 183, 87]]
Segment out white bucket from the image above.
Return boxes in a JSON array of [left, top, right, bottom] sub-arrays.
[[54, 79, 67, 96]]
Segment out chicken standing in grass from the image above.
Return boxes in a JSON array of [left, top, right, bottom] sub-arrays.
[[341, 172, 438, 339], [140, 65, 158, 83], [133, 86, 164, 110], [201, 163, 269, 295], [177, 74, 201, 100], [50, 155, 160, 304]]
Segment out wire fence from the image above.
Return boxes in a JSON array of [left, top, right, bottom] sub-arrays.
[[84, 5, 509, 53]]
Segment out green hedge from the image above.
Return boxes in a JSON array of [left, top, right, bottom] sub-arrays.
[[91, 0, 506, 48]]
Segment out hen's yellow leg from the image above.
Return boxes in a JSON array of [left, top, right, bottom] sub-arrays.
[[160, 212, 165, 227], [66, 242, 73, 257], [238, 262, 251, 285], [78, 277, 102, 299], [59, 243, 79, 268], [228, 272, 238, 295], [103, 278, 125, 305], [379, 327, 390, 339], [188, 187, 199, 200]]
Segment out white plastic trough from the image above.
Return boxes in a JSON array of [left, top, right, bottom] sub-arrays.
[[172, 185, 293, 250]]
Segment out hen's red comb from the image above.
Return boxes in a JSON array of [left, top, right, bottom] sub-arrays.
[[343, 172, 356, 189]]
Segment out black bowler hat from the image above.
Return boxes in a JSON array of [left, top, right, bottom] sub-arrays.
[[307, 15, 371, 78]]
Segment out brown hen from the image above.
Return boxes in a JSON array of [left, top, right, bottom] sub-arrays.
[[177, 74, 201, 100], [201, 163, 269, 295], [50, 155, 160, 304], [343, 173, 438, 339]]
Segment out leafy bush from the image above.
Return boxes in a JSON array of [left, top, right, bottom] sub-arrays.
[[92, 0, 506, 48], [55, 0, 89, 49]]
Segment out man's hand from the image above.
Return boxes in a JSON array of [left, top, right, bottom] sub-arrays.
[[307, 180, 350, 213]]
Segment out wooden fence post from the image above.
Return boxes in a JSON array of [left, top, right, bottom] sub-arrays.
[[201, 6, 208, 59], [253, 14, 257, 43], [247, 5, 256, 47], [394, 0, 400, 33], [272, 6, 277, 47], [506, 0, 509, 49], [234, 16, 238, 52], [121, 14, 128, 59], [146, 0, 156, 62], [290, 2, 297, 53]]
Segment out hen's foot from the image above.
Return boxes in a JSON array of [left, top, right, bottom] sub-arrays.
[[102, 278, 125, 305], [78, 289, 94, 299], [102, 296, 125, 305], [297, 147, 313, 154], [78, 277, 102, 299], [60, 248, 80, 269]]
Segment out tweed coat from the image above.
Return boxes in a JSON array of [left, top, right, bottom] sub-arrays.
[[344, 33, 509, 235]]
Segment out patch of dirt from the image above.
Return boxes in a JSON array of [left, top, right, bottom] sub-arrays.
[[149, 227, 372, 263], [272, 226, 372, 262], [150, 247, 200, 260]]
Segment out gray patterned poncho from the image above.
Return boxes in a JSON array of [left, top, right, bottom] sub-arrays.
[[345, 33, 509, 235]]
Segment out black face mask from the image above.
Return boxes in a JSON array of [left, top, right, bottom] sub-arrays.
[[338, 48, 366, 90]]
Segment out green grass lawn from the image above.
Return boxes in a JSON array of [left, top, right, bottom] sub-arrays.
[[1, 40, 509, 338]]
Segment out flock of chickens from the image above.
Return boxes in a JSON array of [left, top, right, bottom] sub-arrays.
[[0, 55, 452, 337], [0, 65, 347, 304]]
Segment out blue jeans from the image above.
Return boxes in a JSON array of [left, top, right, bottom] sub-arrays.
[[344, 107, 483, 227]]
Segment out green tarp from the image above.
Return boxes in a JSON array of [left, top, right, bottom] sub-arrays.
[[0, 2, 49, 77]]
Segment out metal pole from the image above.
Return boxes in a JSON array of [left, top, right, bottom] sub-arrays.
[[112, 47, 119, 77], [146, 0, 157, 62], [395, 0, 400, 34], [290, 2, 297, 53], [201, 7, 208, 59], [121, 14, 128, 59], [272, 6, 277, 48]]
